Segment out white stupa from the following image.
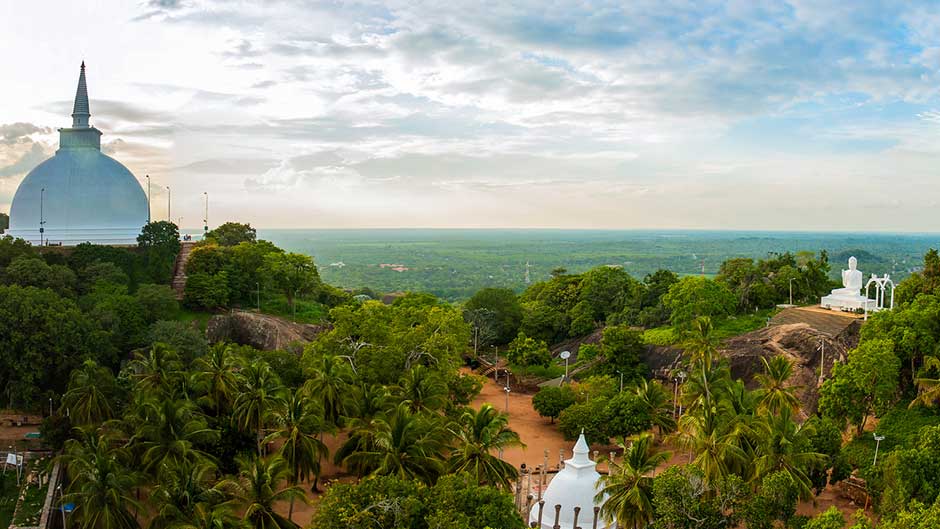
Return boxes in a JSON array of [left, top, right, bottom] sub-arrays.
[[530, 433, 612, 529], [7, 63, 149, 246]]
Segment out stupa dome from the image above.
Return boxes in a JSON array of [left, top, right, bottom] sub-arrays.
[[530, 433, 612, 528], [7, 62, 148, 246]]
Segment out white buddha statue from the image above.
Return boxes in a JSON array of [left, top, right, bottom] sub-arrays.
[[821, 256, 873, 311]]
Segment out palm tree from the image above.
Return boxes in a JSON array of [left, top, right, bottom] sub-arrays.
[[302, 354, 353, 428], [676, 405, 747, 487], [683, 317, 720, 404], [191, 343, 240, 415], [595, 433, 671, 529], [754, 355, 803, 415], [634, 379, 676, 434], [911, 355, 940, 408], [447, 404, 524, 488], [263, 388, 328, 517], [60, 428, 141, 529], [751, 407, 825, 499], [126, 344, 185, 397], [394, 365, 448, 413], [233, 359, 286, 453], [334, 384, 389, 478], [149, 460, 237, 529], [341, 403, 448, 485], [128, 397, 218, 474], [219, 455, 306, 529], [62, 359, 117, 427]]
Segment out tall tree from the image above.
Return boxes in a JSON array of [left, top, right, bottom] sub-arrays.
[[62, 359, 117, 427], [233, 359, 286, 453], [261, 252, 320, 310], [264, 388, 329, 514], [341, 403, 448, 485], [447, 404, 524, 488], [819, 339, 901, 435], [61, 429, 141, 529], [220, 455, 306, 529], [753, 355, 802, 416], [596, 433, 671, 529]]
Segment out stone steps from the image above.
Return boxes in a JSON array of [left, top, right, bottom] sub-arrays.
[[171, 241, 196, 300]]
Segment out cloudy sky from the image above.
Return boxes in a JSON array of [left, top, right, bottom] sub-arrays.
[[1, 1, 938, 231]]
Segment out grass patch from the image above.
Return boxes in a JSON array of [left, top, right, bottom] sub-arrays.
[[842, 404, 940, 468], [711, 309, 776, 339], [12, 482, 45, 527], [642, 326, 679, 346], [510, 363, 566, 380], [257, 294, 329, 324]]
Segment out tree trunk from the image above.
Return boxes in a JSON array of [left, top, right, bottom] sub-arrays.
[[288, 496, 294, 521]]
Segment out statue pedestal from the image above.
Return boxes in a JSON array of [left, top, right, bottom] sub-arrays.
[[820, 293, 875, 312]]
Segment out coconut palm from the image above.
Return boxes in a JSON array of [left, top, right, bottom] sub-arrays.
[[595, 433, 671, 529], [60, 428, 141, 529], [676, 405, 747, 487], [62, 359, 117, 427], [129, 397, 218, 474], [447, 403, 524, 488], [263, 388, 329, 516], [219, 455, 306, 529], [683, 317, 721, 405], [303, 354, 353, 428], [751, 407, 825, 499], [233, 359, 286, 453], [149, 460, 237, 529], [634, 379, 676, 434], [341, 403, 448, 485], [394, 365, 448, 413], [754, 355, 803, 415], [334, 384, 389, 478], [191, 343, 240, 415], [126, 344, 185, 397]]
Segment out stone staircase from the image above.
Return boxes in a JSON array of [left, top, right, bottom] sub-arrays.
[[171, 241, 196, 300]]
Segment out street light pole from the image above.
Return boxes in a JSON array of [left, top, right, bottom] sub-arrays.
[[789, 277, 795, 305], [203, 191, 209, 235], [494, 346, 499, 383], [873, 433, 885, 466], [166, 186, 171, 221], [617, 370, 624, 392], [39, 187, 46, 247], [560, 351, 571, 383]]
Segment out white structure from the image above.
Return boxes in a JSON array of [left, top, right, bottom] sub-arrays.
[[7, 63, 148, 246], [529, 433, 611, 529], [865, 274, 896, 312], [821, 256, 878, 313]]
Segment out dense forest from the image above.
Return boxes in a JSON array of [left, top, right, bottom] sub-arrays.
[[2, 222, 940, 528]]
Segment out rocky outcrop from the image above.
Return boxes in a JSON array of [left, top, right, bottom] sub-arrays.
[[721, 322, 859, 415], [642, 316, 861, 416], [206, 310, 327, 351]]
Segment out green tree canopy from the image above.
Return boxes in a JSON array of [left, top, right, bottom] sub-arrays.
[[463, 287, 523, 345], [662, 276, 736, 328], [205, 222, 257, 246]]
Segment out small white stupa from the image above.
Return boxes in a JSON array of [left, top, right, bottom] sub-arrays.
[[529, 432, 611, 529]]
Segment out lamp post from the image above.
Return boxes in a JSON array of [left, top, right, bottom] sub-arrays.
[[39, 187, 46, 247], [49, 397, 53, 417], [166, 186, 171, 221], [146, 175, 151, 223], [560, 350, 571, 382], [504, 385, 511, 414], [873, 433, 885, 466], [789, 277, 795, 305], [493, 346, 499, 383], [203, 191, 209, 235], [616, 370, 624, 392]]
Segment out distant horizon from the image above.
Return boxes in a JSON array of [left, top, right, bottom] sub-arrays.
[[177, 226, 940, 237]]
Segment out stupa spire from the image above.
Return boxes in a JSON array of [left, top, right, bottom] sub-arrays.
[[71, 61, 90, 128]]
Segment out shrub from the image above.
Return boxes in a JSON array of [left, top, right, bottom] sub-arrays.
[[505, 332, 552, 368], [558, 398, 609, 445], [532, 386, 577, 423], [603, 391, 652, 439]]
